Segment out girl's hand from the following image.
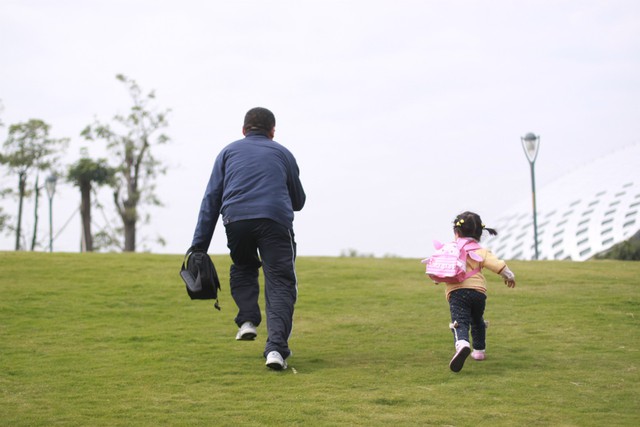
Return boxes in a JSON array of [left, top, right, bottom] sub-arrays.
[[499, 267, 516, 288]]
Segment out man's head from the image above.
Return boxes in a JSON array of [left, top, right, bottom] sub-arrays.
[[243, 107, 276, 138]]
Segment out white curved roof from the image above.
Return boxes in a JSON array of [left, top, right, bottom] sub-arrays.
[[485, 143, 640, 261]]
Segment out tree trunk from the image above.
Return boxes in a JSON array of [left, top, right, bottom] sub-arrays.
[[80, 182, 93, 252], [124, 218, 136, 252], [122, 180, 137, 252], [15, 172, 26, 251], [31, 176, 40, 251]]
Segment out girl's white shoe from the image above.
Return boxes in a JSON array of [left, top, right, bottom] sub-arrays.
[[471, 349, 486, 360], [449, 340, 471, 372]]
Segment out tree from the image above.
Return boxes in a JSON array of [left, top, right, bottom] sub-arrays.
[[0, 187, 8, 236], [81, 75, 170, 252], [0, 206, 8, 232], [67, 156, 115, 252], [0, 119, 68, 250], [0, 101, 7, 233]]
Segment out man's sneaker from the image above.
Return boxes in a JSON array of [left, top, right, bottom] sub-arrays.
[[471, 349, 486, 361], [265, 351, 287, 371], [235, 322, 257, 341], [449, 340, 471, 372]]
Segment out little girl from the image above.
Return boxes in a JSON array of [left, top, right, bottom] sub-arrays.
[[436, 211, 516, 372]]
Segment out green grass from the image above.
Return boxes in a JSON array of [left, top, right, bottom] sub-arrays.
[[1, 252, 639, 426]]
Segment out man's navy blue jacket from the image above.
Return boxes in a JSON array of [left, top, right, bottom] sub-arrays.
[[191, 130, 306, 251]]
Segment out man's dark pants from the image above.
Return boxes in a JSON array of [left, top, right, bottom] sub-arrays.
[[225, 219, 298, 359]]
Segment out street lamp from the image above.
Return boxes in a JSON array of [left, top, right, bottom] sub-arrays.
[[45, 174, 57, 253], [521, 132, 540, 260]]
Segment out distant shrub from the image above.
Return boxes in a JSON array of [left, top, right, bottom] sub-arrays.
[[340, 248, 375, 258], [596, 232, 640, 261]]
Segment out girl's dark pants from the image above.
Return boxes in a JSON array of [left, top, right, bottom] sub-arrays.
[[225, 219, 298, 360], [449, 288, 487, 350]]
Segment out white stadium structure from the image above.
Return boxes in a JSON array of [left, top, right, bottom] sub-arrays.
[[484, 143, 640, 261]]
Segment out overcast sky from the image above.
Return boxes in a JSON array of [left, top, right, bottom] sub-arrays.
[[1, 0, 639, 258]]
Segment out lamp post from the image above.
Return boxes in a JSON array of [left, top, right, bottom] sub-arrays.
[[521, 133, 540, 260], [45, 174, 57, 253]]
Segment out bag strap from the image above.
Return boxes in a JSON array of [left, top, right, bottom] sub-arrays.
[[459, 238, 483, 279], [459, 238, 481, 251], [463, 266, 481, 280], [181, 249, 191, 271]]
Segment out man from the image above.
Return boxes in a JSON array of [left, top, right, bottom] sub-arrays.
[[190, 107, 306, 371]]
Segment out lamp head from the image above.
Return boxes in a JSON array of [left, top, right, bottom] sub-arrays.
[[45, 174, 57, 198], [521, 132, 540, 164]]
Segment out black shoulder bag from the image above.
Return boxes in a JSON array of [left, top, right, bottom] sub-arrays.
[[180, 248, 221, 310]]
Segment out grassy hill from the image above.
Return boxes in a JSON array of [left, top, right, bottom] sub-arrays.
[[1, 252, 639, 426]]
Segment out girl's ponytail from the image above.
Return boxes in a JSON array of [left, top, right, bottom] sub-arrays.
[[483, 226, 498, 236]]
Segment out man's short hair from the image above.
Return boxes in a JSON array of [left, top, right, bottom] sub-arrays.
[[243, 107, 276, 132]]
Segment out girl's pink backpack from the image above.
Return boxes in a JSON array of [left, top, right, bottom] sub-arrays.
[[421, 238, 484, 284]]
